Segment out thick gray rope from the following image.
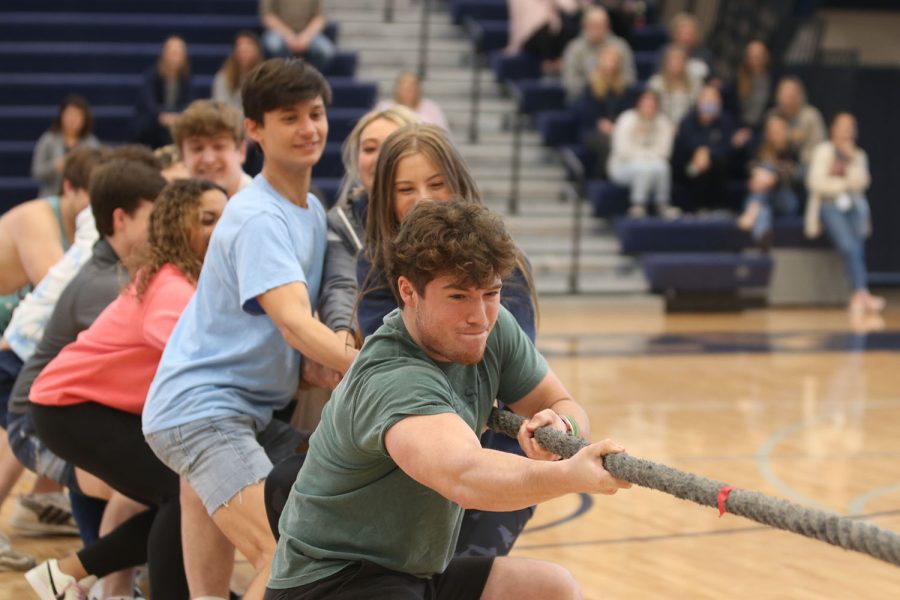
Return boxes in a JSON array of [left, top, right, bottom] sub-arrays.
[[488, 408, 900, 567]]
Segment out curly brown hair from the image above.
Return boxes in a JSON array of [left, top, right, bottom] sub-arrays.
[[130, 178, 225, 300], [385, 200, 517, 305]]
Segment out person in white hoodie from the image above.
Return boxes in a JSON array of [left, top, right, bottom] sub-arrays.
[[805, 112, 883, 316], [607, 89, 676, 217]]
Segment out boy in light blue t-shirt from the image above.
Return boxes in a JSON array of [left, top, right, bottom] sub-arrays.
[[142, 59, 358, 600]]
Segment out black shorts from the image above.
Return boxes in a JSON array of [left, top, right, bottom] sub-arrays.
[[263, 556, 495, 600]]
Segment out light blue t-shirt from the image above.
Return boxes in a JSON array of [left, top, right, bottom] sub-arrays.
[[142, 175, 327, 434]]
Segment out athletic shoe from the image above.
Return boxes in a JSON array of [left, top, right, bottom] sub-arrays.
[[24, 559, 88, 600], [0, 531, 36, 572], [10, 492, 79, 536], [627, 205, 647, 218]]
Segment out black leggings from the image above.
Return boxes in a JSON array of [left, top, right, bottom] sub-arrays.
[[264, 454, 534, 557], [30, 402, 188, 600]]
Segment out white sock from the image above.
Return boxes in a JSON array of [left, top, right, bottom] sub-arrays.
[[193, 596, 228, 600]]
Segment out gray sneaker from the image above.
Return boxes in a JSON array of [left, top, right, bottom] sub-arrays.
[[10, 492, 79, 536], [0, 531, 36, 572]]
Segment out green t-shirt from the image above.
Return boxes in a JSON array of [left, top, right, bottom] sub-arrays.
[[268, 305, 549, 589]]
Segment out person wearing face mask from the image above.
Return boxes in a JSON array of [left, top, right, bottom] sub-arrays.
[[672, 84, 740, 212], [805, 112, 883, 316]]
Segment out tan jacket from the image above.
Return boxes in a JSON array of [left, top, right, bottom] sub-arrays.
[[804, 141, 871, 238]]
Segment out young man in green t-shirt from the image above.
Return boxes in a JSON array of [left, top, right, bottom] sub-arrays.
[[266, 201, 631, 599]]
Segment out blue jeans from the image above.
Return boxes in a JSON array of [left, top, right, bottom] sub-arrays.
[[745, 186, 799, 241], [820, 197, 869, 290], [262, 30, 336, 71]]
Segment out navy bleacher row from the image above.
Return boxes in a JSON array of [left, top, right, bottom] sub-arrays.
[[0, 1, 377, 212]]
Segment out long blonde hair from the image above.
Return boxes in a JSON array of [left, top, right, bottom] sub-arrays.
[[336, 106, 420, 206], [589, 45, 626, 99]]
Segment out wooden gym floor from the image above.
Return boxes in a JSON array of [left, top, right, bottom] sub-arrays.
[[2, 295, 899, 599]]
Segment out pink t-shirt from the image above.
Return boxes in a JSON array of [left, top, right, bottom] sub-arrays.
[[30, 264, 195, 415]]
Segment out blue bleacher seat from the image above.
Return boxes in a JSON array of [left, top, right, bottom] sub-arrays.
[[313, 143, 345, 179], [0, 74, 374, 110], [0, 178, 40, 213], [0, 142, 35, 179], [510, 81, 566, 115], [0, 42, 356, 78], [642, 253, 773, 292], [634, 51, 657, 81], [630, 25, 668, 53], [490, 52, 541, 83], [772, 216, 832, 249], [0, 13, 337, 46], [536, 110, 579, 147], [450, 0, 507, 25], [326, 108, 367, 145], [587, 180, 630, 217], [467, 20, 509, 55], [16, 0, 258, 15], [311, 177, 341, 209], [616, 217, 753, 254], [0, 105, 134, 142]]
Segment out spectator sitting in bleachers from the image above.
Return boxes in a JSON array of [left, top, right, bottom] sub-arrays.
[[375, 72, 449, 132], [259, 0, 336, 71], [767, 76, 825, 171], [647, 45, 701, 127], [805, 112, 884, 316], [507, 0, 585, 72], [731, 40, 774, 132], [31, 95, 101, 199], [134, 35, 194, 149], [576, 45, 634, 179], [212, 31, 264, 114], [608, 89, 676, 218], [659, 12, 714, 83], [562, 6, 636, 103], [737, 114, 801, 244], [672, 84, 744, 212]]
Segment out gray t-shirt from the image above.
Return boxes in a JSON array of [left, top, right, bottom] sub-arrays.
[[268, 305, 548, 589], [9, 239, 125, 415]]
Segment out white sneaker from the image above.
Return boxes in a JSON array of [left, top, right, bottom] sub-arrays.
[[627, 205, 647, 218], [24, 559, 88, 600], [10, 492, 79, 536], [0, 531, 36, 572], [658, 204, 682, 220]]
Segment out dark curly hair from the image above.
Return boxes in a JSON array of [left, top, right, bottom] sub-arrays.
[[385, 200, 517, 305], [130, 178, 226, 300]]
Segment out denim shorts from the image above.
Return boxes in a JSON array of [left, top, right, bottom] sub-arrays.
[[145, 414, 306, 515], [6, 412, 80, 493]]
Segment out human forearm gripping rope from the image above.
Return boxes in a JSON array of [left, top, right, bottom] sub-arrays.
[[487, 408, 900, 568]]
